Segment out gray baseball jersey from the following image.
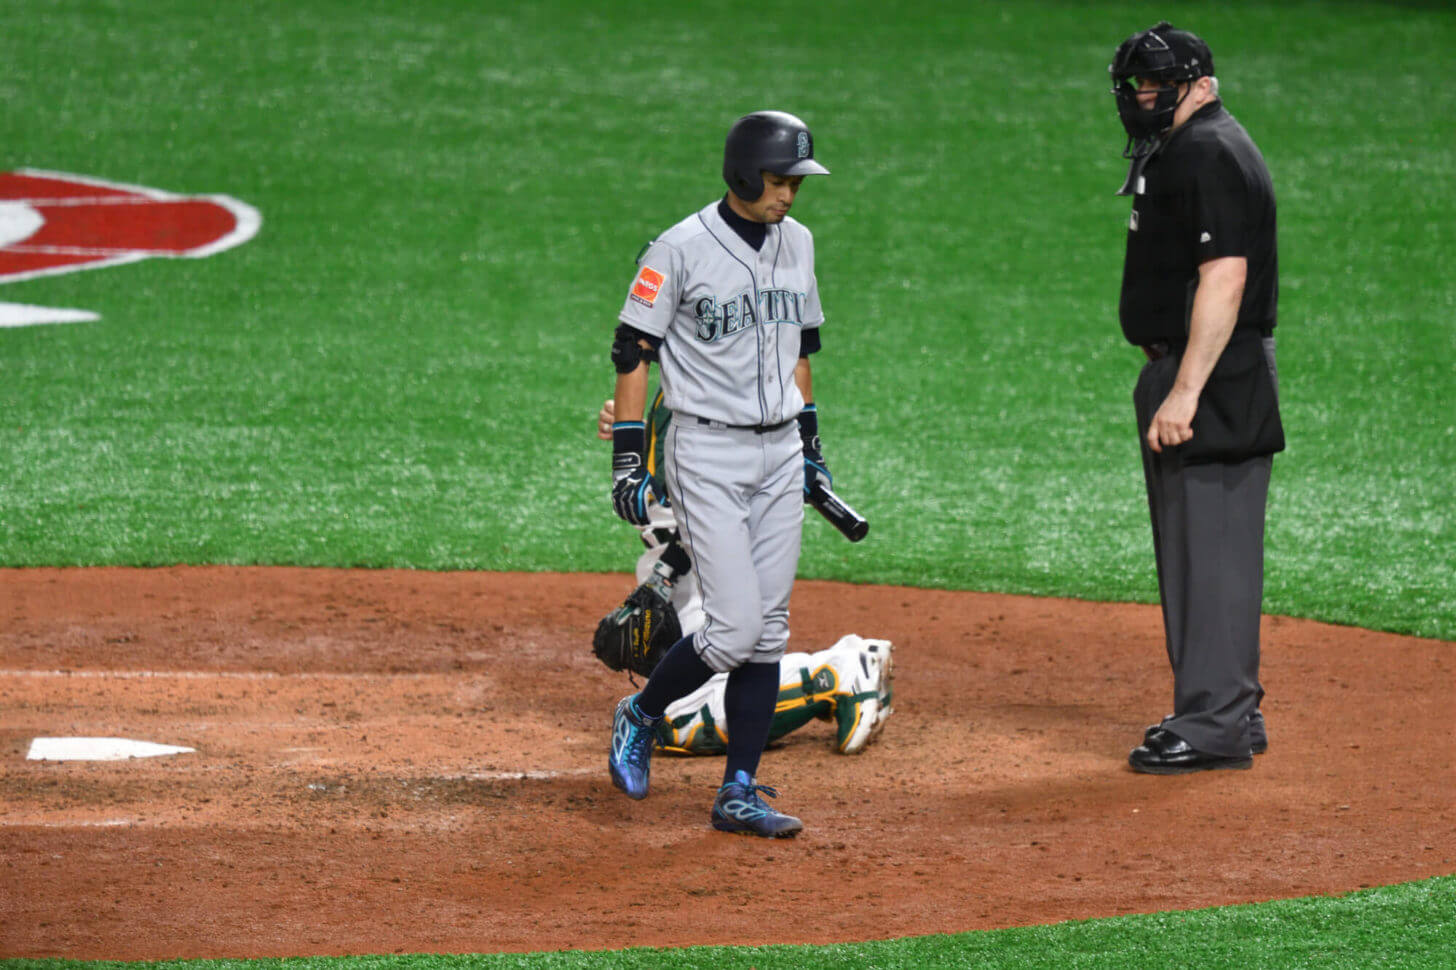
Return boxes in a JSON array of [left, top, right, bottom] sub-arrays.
[[616, 198, 823, 671], [618, 200, 823, 428]]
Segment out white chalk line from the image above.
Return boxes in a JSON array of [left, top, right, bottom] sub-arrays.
[[1, 818, 138, 828], [2, 195, 191, 207], [454, 768, 593, 781], [0, 669, 454, 681], [4, 244, 188, 256]]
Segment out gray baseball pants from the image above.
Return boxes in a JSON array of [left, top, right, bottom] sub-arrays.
[[663, 419, 803, 673]]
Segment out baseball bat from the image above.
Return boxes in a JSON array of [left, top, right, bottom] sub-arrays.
[[808, 480, 869, 542]]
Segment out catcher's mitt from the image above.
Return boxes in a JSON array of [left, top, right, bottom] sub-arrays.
[[592, 576, 682, 678]]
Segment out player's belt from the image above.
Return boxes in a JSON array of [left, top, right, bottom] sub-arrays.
[[693, 416, 793, 434]]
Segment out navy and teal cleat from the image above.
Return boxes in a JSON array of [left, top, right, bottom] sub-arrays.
[[710, 770, 803, 838], [608, 693, 659, 799]]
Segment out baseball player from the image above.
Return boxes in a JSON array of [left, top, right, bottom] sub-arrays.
[[593, 392, 894, 757], [606, 110, 833, 837]]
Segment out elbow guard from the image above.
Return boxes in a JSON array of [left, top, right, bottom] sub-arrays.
[[611, 324, 659, 374]]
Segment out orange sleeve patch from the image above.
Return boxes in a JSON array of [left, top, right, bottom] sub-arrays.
[[629, 266, 666, 307]]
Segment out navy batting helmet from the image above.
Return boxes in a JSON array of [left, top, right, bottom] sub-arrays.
[[1109, 22, 1216, 157], [722, 111, 830, 202]]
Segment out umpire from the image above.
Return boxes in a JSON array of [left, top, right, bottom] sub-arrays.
[[1109, 22, 1285, 773]]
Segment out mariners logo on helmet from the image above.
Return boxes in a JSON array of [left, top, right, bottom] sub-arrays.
[[722, 110, 830, 202]]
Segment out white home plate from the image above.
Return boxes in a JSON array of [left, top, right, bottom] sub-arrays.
[[26, 737, 195, 761]]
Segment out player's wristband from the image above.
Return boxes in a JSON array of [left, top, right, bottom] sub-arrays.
[[797, 404, 819, 447], [612, 422, 646, 456]]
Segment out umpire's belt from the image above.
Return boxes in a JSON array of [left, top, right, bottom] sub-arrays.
[[692, 416, 793, 434], [1143, 326, 1274, 361]]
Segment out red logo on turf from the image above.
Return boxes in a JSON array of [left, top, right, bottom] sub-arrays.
[[0, 169, 261, 326]]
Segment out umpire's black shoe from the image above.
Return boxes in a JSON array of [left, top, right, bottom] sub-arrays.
[[1129, 728, 1253, 775], [1145, 710, 1268, 755], [1248, 709, 1268, 755]]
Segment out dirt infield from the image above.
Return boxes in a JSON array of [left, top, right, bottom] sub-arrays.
[[1, 567, 1452, 960]]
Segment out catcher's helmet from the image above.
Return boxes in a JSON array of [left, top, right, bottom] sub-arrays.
[[1109, 21, 1216, 157], [722, 111, 830, 202]]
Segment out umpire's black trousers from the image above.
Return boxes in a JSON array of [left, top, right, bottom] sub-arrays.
[[1134, 339, 1277, 757]]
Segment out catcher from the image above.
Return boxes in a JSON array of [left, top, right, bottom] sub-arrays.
[[592, 390, 894, 755]]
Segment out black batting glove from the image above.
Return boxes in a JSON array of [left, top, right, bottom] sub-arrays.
[[798, 404, 832, 498], [611, 422, 655, 525]]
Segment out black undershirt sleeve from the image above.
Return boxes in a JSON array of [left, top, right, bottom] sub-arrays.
[[799, 328, 821, 357]]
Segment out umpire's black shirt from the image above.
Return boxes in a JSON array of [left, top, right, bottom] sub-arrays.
[[1119, 101, 1278, 346]]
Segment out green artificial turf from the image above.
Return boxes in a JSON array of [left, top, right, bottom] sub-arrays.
[[4, 875, 1453, 969], [3, 0, 1452, 636]]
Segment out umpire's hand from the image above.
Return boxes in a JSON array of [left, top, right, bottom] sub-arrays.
[[1147, 386, 1199, 454]]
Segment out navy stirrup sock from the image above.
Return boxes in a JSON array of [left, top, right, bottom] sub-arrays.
[[723, 661, 781, 785], [636, 634, 714, 719]]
